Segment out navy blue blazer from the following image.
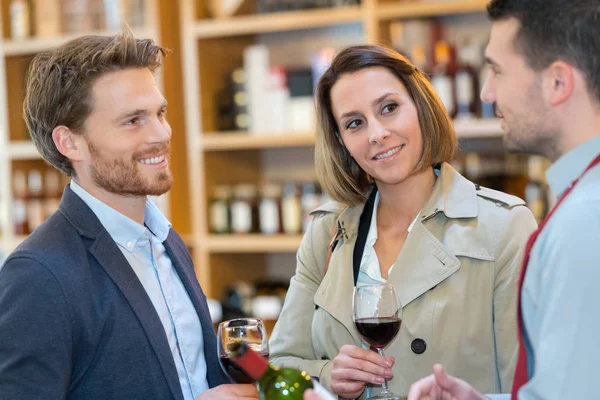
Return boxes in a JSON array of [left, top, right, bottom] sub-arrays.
[[0, 185, 230, 399]]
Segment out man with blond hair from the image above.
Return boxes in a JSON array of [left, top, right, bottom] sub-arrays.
[[0, 31, 257, 400]]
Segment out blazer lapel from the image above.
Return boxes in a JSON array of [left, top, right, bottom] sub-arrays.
[[89, 232, 184, 400], [163, 234, 230, 388], [59, 186, 183, 400], [389, 221, 460, 308]]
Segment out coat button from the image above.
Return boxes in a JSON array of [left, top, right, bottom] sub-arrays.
[[411, 338, 427, 355]]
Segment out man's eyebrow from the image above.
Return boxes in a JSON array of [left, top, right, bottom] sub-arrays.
[[114, 101, 168, 123]]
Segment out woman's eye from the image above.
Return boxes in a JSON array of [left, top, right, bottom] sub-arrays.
[[126, 117, 139, 126], [345, 119, 361, 130], [382, 103, 398, 114]]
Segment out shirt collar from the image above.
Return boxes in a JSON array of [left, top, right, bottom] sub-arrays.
[[546, 135, 600, 197], [70, 180, 172, 252]]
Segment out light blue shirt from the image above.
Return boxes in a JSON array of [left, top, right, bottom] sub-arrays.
[[516, 135, 600, 399], [482, 136, 600, 400], [70, 180, 209, 400]]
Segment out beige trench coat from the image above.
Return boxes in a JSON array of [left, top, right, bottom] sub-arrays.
[[269, 163, 537, 398]]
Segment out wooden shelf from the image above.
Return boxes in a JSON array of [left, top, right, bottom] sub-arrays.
[[454, 118, 502, 139], [201, 131, 315, 150], [377, 0, 488, 21], [191, 6, 363, 39], [202, 234, 302, 253], [7, 141, 41, 160], [199, 119, 501, 151], [2, 28, 156, 56]]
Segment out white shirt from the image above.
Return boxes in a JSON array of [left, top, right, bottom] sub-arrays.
[[357, 191, 421, 285]]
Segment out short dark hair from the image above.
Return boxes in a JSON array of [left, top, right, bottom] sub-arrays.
[[23, 28, 166, 176], [315, 45, 457, 206], [487, 0, 600, 102]]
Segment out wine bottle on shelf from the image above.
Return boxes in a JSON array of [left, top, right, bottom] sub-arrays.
[[12, 170, 28, 235], [10, 0, 31, 39], [229, 342, 335, 400], [455, 42, 479, 120], [430, 41, 456, 117], [43, 169, 62, 220], [27, 169, 45, 232]]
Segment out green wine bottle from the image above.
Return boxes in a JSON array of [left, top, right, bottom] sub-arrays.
[[229, 341, 314, 399]]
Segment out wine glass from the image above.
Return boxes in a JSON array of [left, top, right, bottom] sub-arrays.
[[353, 283, 402, 400], [218, 317, 269, 384]]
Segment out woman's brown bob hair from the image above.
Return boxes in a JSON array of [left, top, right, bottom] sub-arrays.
[[315, 44, 457, 206]]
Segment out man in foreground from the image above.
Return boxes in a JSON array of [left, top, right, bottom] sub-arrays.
[[409, 0, 600, 398]]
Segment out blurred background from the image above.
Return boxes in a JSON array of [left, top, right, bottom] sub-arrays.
[[0, 0, 554, 333]]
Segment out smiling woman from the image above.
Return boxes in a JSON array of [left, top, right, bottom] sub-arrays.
[[269, 45, 538, 399]]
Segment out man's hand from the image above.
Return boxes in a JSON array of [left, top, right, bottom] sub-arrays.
[[330, 344, 394, 399], [195, 384, 259, 399], [407, 364, 488, 400]]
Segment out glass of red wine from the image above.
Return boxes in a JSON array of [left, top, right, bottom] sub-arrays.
[[353, 282, 402, 400], [218, 318, 269, 384]]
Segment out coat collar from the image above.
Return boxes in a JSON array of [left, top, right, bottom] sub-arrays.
[[313, 163, 470, 340], [335, 162, 479, 237]]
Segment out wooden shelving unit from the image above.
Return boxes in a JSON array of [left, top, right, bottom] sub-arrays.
[[201, 131, 316, 150], [7, 141, 41, 160], [1, 28, 157, 56], [179, 0, 501, 298], [199, 119, 501, 151], [376, 0, 489, 20], [202, 234, 303, 253], [192, 6, 363, 39]]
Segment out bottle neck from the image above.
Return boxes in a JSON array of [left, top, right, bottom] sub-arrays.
[[233, 346, 270, 380]]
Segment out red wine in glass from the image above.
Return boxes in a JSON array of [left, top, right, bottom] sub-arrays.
[[220, 351, 269, 384], [354, 317, 402, 348], [353, 283, 402, 400]]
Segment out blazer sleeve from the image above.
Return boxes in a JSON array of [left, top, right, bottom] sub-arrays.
[[0, 255, 73, 400], [269, 211, 337, 383], [492, 205, 537, 392]]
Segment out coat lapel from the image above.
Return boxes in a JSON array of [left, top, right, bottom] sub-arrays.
[[388, 221, 460, 308], [313, 233, 360, 343], [163, 234, 230, 388]]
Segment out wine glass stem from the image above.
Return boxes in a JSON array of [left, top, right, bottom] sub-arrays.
[[377, 348, 390, 393]]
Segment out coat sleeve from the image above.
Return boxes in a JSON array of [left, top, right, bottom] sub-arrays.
[[269, 211, 337, 384], [0, 255, 73, 399], [492, 205, 537, 392]]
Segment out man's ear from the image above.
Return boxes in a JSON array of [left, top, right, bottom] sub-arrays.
[[544, 61, 575, 107], [52, 126, 84, 162]]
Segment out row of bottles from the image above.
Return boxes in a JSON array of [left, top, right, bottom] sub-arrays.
[[209, 181, 330, 235], [12, 168, 66, 235], [452, 153, 554, 222], [216, 45, 334, 134], [409, 40, 493, 120], [390, 19, 495, 120], [9, 0, 146, 40]]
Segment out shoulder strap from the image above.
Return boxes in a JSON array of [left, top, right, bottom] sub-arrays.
[[323, 187, 378, 283]]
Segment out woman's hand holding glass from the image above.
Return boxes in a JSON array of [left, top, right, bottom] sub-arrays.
[[330, 344, 395, 399]]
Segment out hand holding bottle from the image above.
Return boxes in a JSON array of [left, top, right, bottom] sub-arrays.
[[229, 341, 336, 400]]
